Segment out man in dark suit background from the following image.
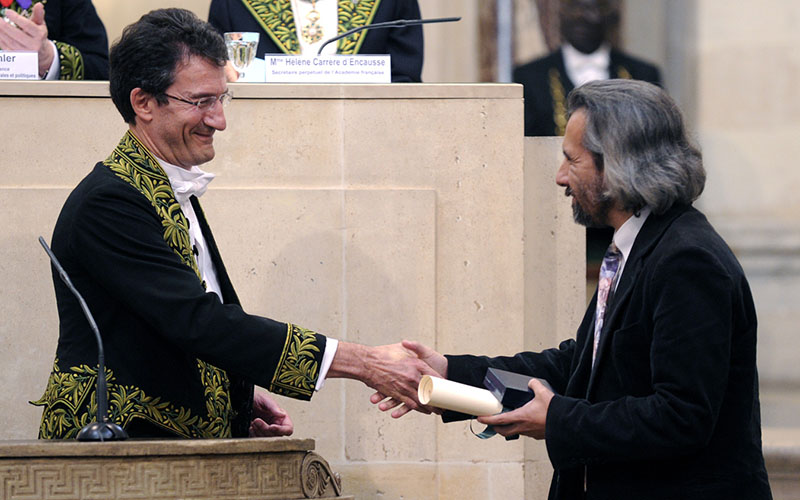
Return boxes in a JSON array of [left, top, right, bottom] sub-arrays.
[[374, 79, 772, 500], [0, 0, 108, 80], [514, 0, 660, 137]]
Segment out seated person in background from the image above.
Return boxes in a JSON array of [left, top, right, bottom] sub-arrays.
[[514, 0, 660, 137], [373, 80, 772, 500], [32, 8, 434, 440], [0, 0, 108, 80], [207, 0, 423, 82]]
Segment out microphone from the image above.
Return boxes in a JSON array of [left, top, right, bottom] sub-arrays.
[[317, 16, 461, 56], [38, 236, 128, 441]]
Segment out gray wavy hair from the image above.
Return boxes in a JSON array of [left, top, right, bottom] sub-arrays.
[[567, 79, 705, 215]]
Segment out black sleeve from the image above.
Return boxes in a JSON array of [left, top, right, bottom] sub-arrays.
[[546, 247, 737, 467], [383, 0, 423, 82], [442, 339, 577, 421], [208, 0, 234, 35], [46, 0, 109, 80], [66, 178, 326, 395]]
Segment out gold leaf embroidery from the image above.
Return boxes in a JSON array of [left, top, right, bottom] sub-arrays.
[[53, 41, 85, 80], [240, 0, 380, 55]]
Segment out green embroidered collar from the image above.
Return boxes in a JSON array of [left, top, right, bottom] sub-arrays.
[[240, 0, 380, 55], [103, 131, 202, 283]]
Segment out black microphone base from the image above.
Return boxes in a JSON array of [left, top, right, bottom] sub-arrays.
[[76, 421, 129, 441]]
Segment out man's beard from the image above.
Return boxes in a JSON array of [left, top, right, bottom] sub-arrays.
[[566, 184, 613, 228]]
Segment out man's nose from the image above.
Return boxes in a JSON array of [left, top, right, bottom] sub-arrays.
[[556, 160, 569, 186], [205, 102, 227, 131]]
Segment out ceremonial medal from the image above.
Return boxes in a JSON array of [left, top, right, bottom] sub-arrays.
[[301, 0, 323, 44]]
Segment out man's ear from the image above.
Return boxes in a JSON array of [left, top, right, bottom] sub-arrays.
[[130, 88, 156, 123]]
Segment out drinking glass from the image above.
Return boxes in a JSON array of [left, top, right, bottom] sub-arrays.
[[224, 32, 259, 81]]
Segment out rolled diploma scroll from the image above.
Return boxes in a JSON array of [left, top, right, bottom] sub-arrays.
[[418, 375, 503, 416]]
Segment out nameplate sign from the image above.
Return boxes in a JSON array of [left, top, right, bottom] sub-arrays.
[[0, 51, 38, 80], [264, 55, 390, 83]]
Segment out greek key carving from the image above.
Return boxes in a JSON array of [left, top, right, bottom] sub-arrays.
[[0, 454, 306, 499]]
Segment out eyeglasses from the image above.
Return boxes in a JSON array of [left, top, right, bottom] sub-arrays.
[[163, 91, 233, 111]]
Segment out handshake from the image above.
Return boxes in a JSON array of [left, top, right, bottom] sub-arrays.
[[339, 340, 555, 440], [330, 339, 449, 419], [254, 339, 554, 441]]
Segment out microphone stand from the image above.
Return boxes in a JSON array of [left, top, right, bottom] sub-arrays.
[[38, 236, 128, 441], [317, 16, 461, 55]]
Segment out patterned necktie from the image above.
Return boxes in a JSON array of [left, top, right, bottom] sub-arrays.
[[592, 242, 623, 366]]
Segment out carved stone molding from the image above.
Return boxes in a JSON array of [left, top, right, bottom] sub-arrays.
[[301, 452, 343, 498], [0, 439, 353, 500]]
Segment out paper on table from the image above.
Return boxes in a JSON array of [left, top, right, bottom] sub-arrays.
[[418, 375, 503, 416]]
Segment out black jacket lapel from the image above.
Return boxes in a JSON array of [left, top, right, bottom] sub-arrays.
[[189, 195, 252, 438], [190, 195, 240, 306], [586, 205, 691, 396]]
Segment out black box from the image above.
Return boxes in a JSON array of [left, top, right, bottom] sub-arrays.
[[483, 368, 553, 409]]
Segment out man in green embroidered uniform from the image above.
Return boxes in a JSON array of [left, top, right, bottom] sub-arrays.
[[34, 8, 434, 439]]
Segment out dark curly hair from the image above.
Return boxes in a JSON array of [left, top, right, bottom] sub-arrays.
[[109, 8, 227, 124]]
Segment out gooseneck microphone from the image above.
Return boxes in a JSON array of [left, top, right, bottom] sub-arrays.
[[317, 16, 461, 56], [38, 236, 128, 441]]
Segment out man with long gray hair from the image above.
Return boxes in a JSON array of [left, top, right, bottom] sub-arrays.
[[376, 79, 772, 499]]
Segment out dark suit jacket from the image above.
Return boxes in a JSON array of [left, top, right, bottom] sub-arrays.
[[34, 131, 326, 439], [445, 205, 772, 500], [208, 0, 423, 82], [513, 48, 661, 136], [43, 0, 109, 80]]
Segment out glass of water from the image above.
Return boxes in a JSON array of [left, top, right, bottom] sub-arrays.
[[224, 32, 259, 81]]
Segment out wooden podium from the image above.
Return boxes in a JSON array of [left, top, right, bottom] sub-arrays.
[[0, 438, 351, 499]]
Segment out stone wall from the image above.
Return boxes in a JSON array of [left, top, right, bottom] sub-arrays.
[[0, 82, 582, 499]]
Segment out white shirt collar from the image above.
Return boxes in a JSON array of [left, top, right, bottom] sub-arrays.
[[157, 160, 216, 204], [562, 43, 611, 87], [612, 207, 651, 264]]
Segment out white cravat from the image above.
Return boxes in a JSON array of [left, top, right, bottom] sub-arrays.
[[158, 160, 223, 301], [562, 43, 611, 87]]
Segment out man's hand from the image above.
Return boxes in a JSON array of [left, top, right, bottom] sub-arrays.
[[402, 340, 448, 377], [249, 389, 294, 437], [476, 378, 554, 439], [0, 3, 54, 77], [328, 341, 440, 419], [369, 340, 448, 418]]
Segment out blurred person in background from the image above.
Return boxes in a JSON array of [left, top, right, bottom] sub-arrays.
[[208, 0, 423, 82], [0, 0, 108, 80]]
